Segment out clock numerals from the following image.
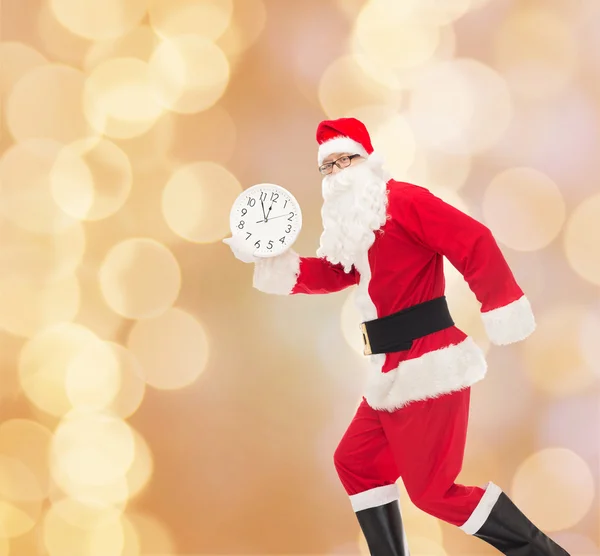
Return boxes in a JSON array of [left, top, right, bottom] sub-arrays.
[[254, 240, 260, 248], [279, 237, 286, 244], [246, 232, 251, 240], [237, 220, 245, 229], [284, 200, 288, 209], [287, 212, 294, 221], [241, 208, 247, 216], [285, 224, 292, 233], [270, 192, 279, 202], [259, 192, 267, 202], [267, 240, 273, 249]]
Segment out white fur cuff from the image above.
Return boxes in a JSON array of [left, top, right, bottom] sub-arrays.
[[460, 482, 503, 534], [481, 296, 536, 345], [318, 137, 369, 165], [350, 484, 399, 512], [252, 249, 300, 295]]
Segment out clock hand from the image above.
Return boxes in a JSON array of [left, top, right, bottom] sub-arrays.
[[265, 202, 274, 221], [260, 199, 267, 221], [255, 213, 291, 223]]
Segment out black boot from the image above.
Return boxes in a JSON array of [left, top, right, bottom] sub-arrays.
[[355, 501, 409, 556], [474, 492, 570, 555]]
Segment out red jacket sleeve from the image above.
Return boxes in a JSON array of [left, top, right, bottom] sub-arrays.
[[292, 257, 359, 294], [395, 185, 536, 345], [252, 249, 358, 295]]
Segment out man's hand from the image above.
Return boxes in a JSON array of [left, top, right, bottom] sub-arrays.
[[222, 234, 259, 264]]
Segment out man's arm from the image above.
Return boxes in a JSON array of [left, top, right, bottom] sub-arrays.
[[252, 249, 359, 295], [395, 185, 535, 345]]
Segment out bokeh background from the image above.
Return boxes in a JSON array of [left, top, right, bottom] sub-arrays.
[[0, 0, 599, 554]]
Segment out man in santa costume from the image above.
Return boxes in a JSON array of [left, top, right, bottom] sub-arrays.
[[223, 118, 569, 556]]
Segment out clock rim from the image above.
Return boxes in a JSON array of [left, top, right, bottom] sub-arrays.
[[229, 183, 303, 259]]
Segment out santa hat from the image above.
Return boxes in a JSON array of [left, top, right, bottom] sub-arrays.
[[316, 117, 374, 165]]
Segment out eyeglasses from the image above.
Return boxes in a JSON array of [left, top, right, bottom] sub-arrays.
[[318, 154, 362, 175]]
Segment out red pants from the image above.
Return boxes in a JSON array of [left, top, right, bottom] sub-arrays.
[[334, 388, 485, 527]]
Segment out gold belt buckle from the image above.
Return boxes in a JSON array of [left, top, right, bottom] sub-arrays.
[[360, 322, 372, 356]]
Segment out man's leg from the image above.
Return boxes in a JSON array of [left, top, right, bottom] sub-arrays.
[[334, 398, 409, 556], [381, 388, 569, 555]]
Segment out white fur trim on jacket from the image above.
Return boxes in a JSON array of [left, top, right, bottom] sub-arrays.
[[252, 249, 300, 295], [350, 484, 399, 512], [481, 295, 536, 346], [364, 337, 488, 411], [318, 137, 369, 165], [460, 482, 503, 534]]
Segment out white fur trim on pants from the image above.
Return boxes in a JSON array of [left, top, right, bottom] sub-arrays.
[[460, 482, 503, 534], [252, 249, 300, 295], [481, 295, 536, 345], [350, 484, 399, 512], [364, 337, 488, 411], [318, 137, 369, 165]]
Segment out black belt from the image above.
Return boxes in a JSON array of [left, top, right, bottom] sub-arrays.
[[360, 296, 454, 355]]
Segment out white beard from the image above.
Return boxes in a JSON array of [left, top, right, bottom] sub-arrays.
[[317, 153, 390, 272]]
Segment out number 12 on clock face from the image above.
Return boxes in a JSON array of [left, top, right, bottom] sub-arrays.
[[229, 184, 303, 258]]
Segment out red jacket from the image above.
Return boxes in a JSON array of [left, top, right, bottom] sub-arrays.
[[253, 181, 536, 410]]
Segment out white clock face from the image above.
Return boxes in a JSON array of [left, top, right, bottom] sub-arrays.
[[229, 184, 302, 257]]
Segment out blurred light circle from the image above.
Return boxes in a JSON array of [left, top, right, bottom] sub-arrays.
[[84, 25, 160, 72], [65, 339, 121, 411], [217, 0, 267, 58], [579, 303, 600, 378], [493, 6, 578, 100], [51, 410, 136, 489], [0, 455, 43, 503], [125, 429, 153, 500], [83, 58, 164, 139], [353, 1, 441, 71], [408, 58, 512, 154], [126, 512, 175, 555], [127, 307, 210, 390], [0, 419, 52, 499], [148, 35, 230, 114], [149, 0, 233, 41], [0, 219, 86, 282], [346, 107, 416, 177], [49, 0, 148, 41], [6, 64, 91, 143], [99, 238, 181, 319], [0, 139, 77, 234], [49, 475, 130, 510], [523, 305, 597, 396], [412, 148, 471, 191], [0, 273, 80, 338], [0, 498, 40, 539], [482, 167, 566, 251], [318, 55, 402, 118], [75, 263, 126, 342], [161, 161, 242, 243], [50, 137, 133, 221], [511, 448, 595, 531], [105, 343, 146, 419], [43, 499, 126, 556], [412, 0, 472, 26], [563, 193, 600, 286], [371, 113, 416, 177], [0, 41, 47, 96], [36, 0, 91, 68], [18, 323, 101, 417]]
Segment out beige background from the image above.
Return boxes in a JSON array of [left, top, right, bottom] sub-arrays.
[[0, 0, 599, 554]]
